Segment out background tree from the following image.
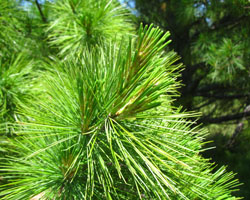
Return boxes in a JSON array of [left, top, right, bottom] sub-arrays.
[[131, 0, 250, 197], [0, 0, 243, 199], [133, 0, 250, 122]]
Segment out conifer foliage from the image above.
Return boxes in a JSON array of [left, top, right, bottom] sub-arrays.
[[0, 0, 241, 199]]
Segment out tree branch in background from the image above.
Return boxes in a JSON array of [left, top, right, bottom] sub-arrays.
[[196, 93, 250, 99], [191, 15, 248, 42], [199, 111, 250, 124], [226, 105, 250, 150], [226, 122, 244, 150], [35, 0, 47, 23], [192, 99, 214, 110], [196, 84, 228, 94]]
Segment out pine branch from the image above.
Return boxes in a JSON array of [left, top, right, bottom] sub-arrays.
[[35, 0, 47, 23]]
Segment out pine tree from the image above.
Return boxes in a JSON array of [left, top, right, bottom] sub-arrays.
[[0, 0, 241, 199]]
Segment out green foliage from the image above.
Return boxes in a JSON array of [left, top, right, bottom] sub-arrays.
[[203, 125, 250, 198], [0, 23, 240, 199], [47, 0, 134, 58], [0, 0, 26, 57], [134, 0, 250, 85], [206, 38, 245, 82], [0, 0, 243, 199], [132, 0, 250, 197], [0, 54, 35, 127]]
